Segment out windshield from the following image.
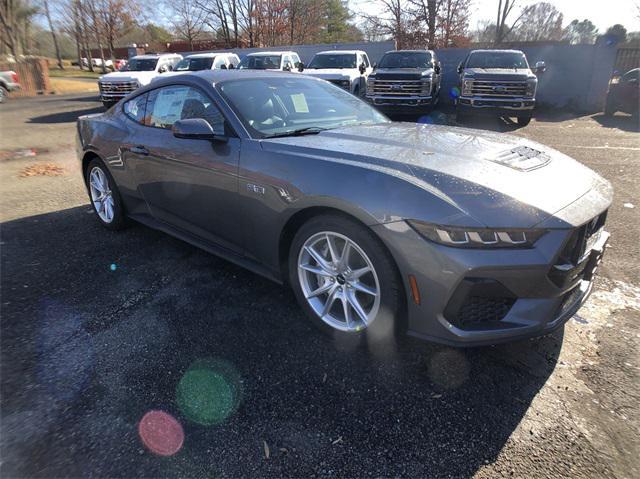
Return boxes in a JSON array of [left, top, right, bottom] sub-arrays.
[[378, 52, 432, 69], [466, 51, 528, 69], [218, 77, 388, 138], [308, 54, 357, 69], [175, 57, 215, 71], [239, 55, 281, 70], [123, 58, 158, 72]]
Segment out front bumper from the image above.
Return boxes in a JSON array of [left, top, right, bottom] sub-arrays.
[[372, 216, 609, 347], [457, 96, 535, 114], [366, 95, 434, 111]]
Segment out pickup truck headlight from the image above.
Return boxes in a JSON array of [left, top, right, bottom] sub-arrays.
[[407, 220, 546, 248], [526, 78, 537, 97], [462, 78, 473, 96], [337, 80, 350, 88]]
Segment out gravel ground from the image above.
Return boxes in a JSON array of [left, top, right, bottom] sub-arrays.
[[0, 95, 638, 478]]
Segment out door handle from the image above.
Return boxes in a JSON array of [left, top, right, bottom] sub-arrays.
[[130, 145, 149, 156]]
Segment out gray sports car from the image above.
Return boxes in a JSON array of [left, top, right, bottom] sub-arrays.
[[76, 70, 612, 347]]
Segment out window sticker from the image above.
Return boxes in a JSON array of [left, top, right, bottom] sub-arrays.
[[291, 93, 309, 113]]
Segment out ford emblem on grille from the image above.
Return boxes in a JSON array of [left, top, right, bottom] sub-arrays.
[[490, 145, 552, 171], [391, 84, 402, 91]]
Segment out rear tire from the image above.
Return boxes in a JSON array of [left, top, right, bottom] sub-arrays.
[[288, 214, 401, 346], [85, 158, 127, 230]]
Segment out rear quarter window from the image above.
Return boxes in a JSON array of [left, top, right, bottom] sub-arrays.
[[123, 93, 148, 124]]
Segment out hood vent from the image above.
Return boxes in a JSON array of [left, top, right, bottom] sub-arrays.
[[490, 145, 551, 171]]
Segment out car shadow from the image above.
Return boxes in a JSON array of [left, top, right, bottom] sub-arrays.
[[592, 113, 640, 132], [27, 106, 104, 124], [1, 206, 564, 477]]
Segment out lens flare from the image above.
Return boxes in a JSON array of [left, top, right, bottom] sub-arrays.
[[110, 263, 117, 271], [176, 359, 242, 426], [138, 410, 184, 456], [449, 86, 461, 100]]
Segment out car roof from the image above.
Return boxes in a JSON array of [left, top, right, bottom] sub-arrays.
[[469, 49, 524, 54], [384, 49, 431, 54], [246, 51, 296, 56], [132, 53, 181, 60], [315, 50, 364, 55]]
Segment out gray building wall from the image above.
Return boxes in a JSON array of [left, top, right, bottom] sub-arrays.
[[180, 40, 618, 112]]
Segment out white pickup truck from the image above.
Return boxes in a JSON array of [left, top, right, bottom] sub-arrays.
[[97, 53, 182, 109], [301, 50, 373, 97]]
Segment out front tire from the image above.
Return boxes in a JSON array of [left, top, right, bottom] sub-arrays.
[[289, 214, 401, 345], [517, 115, 532, 127], [604, 96, 616, 116], [85, 158, 127, 230]]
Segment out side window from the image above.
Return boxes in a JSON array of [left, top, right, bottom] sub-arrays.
[[292, 54, 300, 65], [213, 56, 226, 69], [146, 86, 225, 135], [362, 54, 370, 68], [123, 93, 148, 124]]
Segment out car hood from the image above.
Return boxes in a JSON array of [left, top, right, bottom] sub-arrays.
[[371, 68, 434, 80], [261, 122, 612, 228], [303, 69, 359, 80], [463, 67, 534, 81], [99, 71, 157, 85]]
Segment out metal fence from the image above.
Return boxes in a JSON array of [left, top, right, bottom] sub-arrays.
[[0, 58, 50, 96]]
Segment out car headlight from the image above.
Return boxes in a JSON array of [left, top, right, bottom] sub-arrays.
[[526, 78, 537, 97], [609, 77, 620, 85], [462, 78, 473, 96], [407, 220, 546, 248], [339, 80, 351, 87]]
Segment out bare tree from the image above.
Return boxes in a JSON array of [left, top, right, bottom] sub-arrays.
[[512, 2, 562, 42], [437, 0, 469, 47], [42, 0, 63, 67], [167, 0, 208, 50], [0, 0, 39, 58], [361, 0, 409, 48], [495, 0, 525, 45], [408, 0, 440, 49]]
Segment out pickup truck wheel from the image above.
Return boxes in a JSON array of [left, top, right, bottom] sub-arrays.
[[604, 96, 616, 116], [353, 85, 360, 97], [289, 215, 401, 346], [517, 116, 532, 127], [85, 158, 127, 230], [0, 85, 8, 103]]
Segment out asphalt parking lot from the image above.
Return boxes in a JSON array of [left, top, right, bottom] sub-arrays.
[[1, 94, 638, 478]]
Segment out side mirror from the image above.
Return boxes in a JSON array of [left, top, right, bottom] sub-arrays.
[[457, 62, 463, 74], [434, 63, 441, 74], [220, 64, 228, 70], [228, 63, 235, 69], [158, 65, 168, 73], [359, 63, 366, 75], [534, 61, 546, 73], [283, 63, 291, 72], [172, 118, 228, 142], [297, 62, 304, 72], [372, 62, 377, 69]]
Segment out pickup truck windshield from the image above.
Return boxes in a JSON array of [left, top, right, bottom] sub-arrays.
[[175, 57, 215, 71], [123, 58, 159, 72], [378, 52, 432, 69], [308, 54, 357, 69], [218, 77, 388, 138], [239, 55, 281, 70], [466, 51, 528, 69]]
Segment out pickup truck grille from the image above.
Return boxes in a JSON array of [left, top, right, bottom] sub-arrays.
[[369, 79, 430, 96], [469, 80, 527, 98], [98, 80, 138, 95]]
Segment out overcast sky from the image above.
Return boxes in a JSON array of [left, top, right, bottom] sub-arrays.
[[351, 0, 640, 32]]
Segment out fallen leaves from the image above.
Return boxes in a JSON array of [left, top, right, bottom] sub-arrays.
[[20, 163, 66, 177]]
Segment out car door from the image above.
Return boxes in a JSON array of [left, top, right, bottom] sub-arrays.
[[124, 84, 243, 253]]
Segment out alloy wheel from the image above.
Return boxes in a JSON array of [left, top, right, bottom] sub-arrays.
[[297, 231, 381, 332], [89, 166, 115, 223]]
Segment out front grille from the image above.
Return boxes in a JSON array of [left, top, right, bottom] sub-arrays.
[[548, 211, 608, 288], [98, 80, 138, 94], [469, 80, 527, 98], [369, 79, 430, 97], [456, 296, 516, 327]]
